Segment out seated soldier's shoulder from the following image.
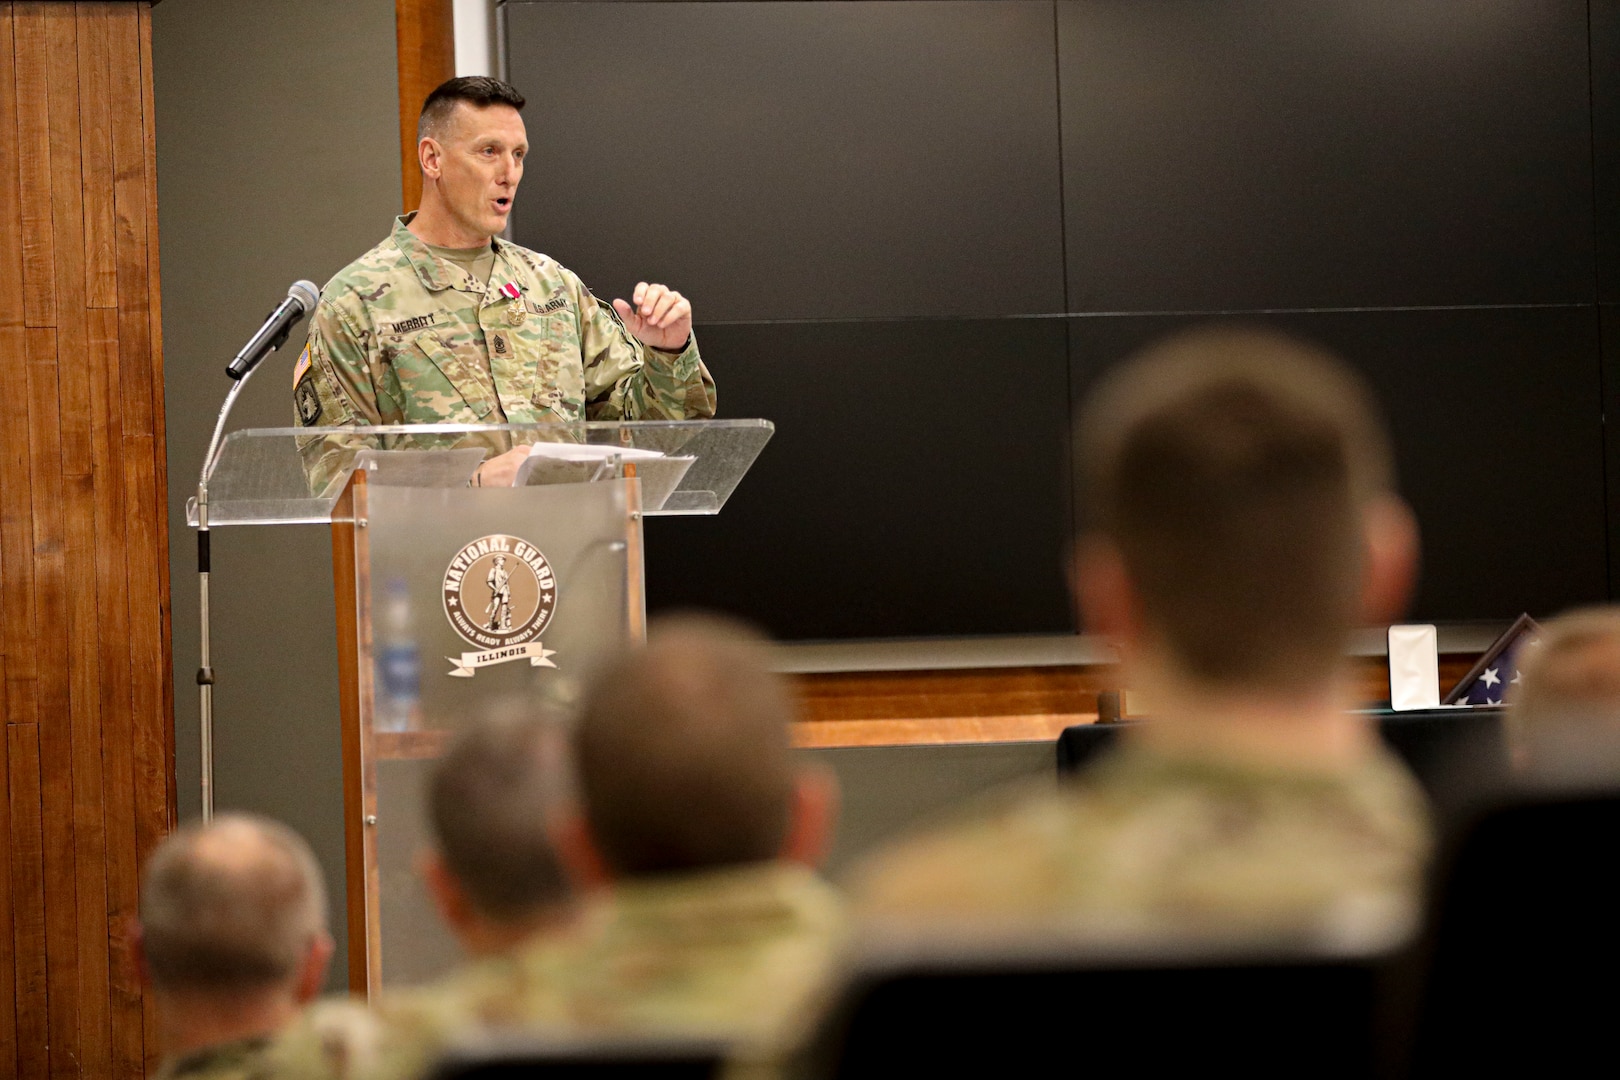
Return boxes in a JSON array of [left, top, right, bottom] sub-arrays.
[[263, 990, 456, 1080], [845, 779, 1099, 917]]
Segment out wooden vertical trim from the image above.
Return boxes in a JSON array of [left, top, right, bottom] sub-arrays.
[[138, 0, 176, 839], [395, 0, 455, 214], [67, 316, 112, 1078], [90, 301, 141, 1080], [134, 7, 170, 1068], [26, 325, 80, 1080], [13, 3, 54, 327], [0, 713, 17, 1080], [8, 724, 47, 1080], [331, 473, 379, 996]]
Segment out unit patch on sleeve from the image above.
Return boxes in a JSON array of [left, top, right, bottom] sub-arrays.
[[295, 376, 323, 426]]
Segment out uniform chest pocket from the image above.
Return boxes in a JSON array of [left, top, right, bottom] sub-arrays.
[[397, 332, 499, 421]]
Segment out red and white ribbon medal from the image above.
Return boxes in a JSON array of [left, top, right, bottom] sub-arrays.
[[499, 281, 526, 326]]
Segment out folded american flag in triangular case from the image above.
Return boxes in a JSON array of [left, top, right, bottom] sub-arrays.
[[1443, 613, 1542, 706]]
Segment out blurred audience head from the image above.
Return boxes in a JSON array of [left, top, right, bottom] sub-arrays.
[[1072, 324, 1416, 696], [137, 814, 331, 1051], [424, 712, 574, 955], [560, 612, 835, 883], [1509, 606, 1620, 781]]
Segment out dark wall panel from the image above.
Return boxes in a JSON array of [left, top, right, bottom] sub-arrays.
[[645, 318, 1075, 639], [505, 0, 1066, 322], [1058, 0, 1596, 313], [1069, 308, 1608, 621], [1594, 1, 1620, 303]]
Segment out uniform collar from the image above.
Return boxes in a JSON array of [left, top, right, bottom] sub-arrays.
[[154, 1034, 272, 1079], [591, 862, 839, 936], [393, 213, 511, 296]]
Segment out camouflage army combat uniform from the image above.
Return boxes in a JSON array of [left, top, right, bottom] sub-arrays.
[[849, 743, 1431, 936], [152, 1035, 273, 1080], [294, 215, 717, 492], [269, 863, 848, 1080]]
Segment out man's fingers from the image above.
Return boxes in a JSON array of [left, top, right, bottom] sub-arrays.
[[638, 283, 667, 318], [649, 291, 681, 327], [631, 282, 648, 308], [658, 296, 691, 330]]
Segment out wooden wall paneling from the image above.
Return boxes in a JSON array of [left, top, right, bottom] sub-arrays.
[[394, 0, 454, 213], [9, 724, 48, 1080], [13, 3, 53, 327], [75, 4, 116, 311], [0, 4, 170, 1073]]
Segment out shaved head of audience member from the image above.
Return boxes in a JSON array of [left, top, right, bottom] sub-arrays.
[[559, 612, 834, 882], [422, 712, 575, 955], [1509, 607, 1620, 781], [136, 813, 332, 1071], [852, 326, 1431, 933]]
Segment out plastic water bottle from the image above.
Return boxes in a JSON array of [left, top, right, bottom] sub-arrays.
[[375, 577, 422, 732]]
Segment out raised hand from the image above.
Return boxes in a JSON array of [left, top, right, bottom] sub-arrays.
[[613, 282, 692, 352]]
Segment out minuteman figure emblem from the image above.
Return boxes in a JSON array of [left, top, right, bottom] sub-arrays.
[[485, 555, 513, 631], [441, 534, 557, 653]]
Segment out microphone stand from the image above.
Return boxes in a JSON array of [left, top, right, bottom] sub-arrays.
[[194, 364, 261, 823]]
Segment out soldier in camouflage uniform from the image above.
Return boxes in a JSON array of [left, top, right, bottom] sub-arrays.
[[851, 327, 1433, 937], [267, 616, 846, 1080], [139, 815, 334, 1080], [295, 76, 715, 493]]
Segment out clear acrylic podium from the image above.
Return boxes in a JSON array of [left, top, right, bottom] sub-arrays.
[[189, 420, 773, 994]]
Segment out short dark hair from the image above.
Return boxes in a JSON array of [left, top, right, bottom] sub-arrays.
[[429, 713, 570, 921], [575, 614, 798, 877], [419, 76, 526, 141], [139, 814, 327, 994], [1076, 325, 1394, 692]]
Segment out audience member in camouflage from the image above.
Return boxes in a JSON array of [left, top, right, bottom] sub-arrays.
[[295, 76, 715, 493], [851, 327, 1433, 936], [139, 816, 332, 1080], [271, 865, 843, 1080], [852, 744, 1428, 933], [267, 616, 846, 1080]]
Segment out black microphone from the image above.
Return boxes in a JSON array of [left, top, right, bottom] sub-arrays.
[[226, 280, 320, 380]]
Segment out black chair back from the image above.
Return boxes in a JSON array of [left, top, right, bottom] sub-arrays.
[[427, 1035, 727, 1080], [809, 935, 1397, 1079], [1408, 791, 1620, 1077], [1058, 708, 1510, 808]]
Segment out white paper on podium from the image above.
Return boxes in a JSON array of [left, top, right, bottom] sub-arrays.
[[512, 442, 694, 511], [1388, 624, 1441, 711]]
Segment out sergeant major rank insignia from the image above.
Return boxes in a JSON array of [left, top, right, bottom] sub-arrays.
[[441, 534, 558, 677]]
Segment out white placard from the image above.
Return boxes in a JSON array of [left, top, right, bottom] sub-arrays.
[[1388, 624, 1440, 711]]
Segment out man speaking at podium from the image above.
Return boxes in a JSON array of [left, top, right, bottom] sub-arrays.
[[294, 77, 716, 491]]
